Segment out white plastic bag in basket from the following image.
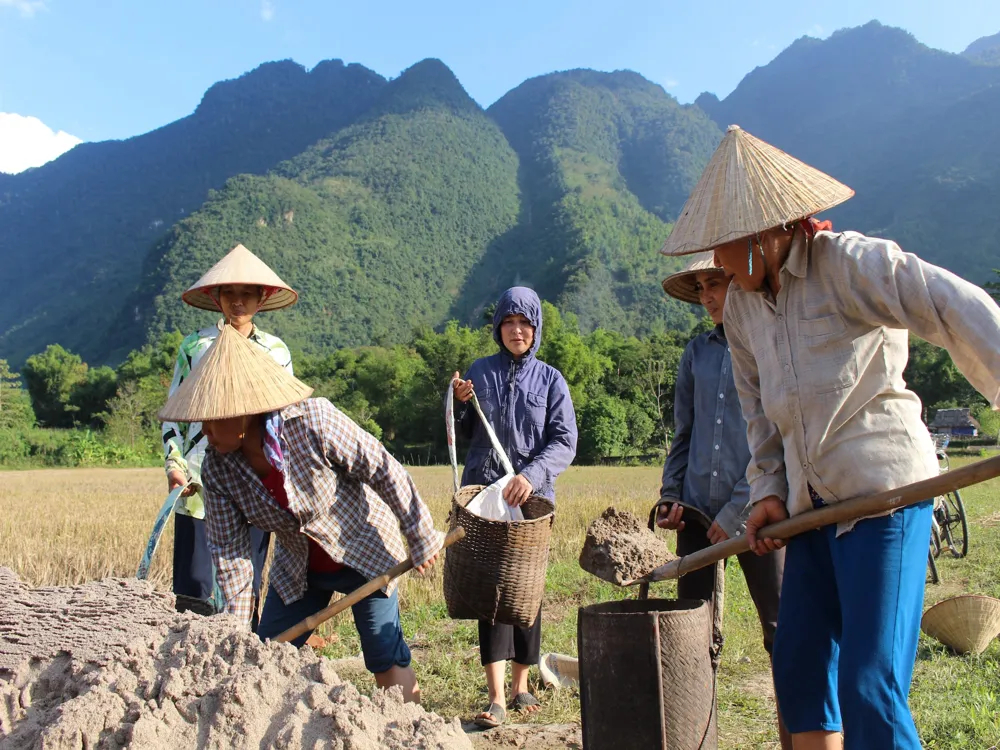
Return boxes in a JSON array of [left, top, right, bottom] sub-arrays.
[[466, 474, 522, 522], [446, 381, 523, 522]]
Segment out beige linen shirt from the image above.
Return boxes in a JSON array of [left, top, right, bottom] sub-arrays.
[[724, 229, 1000, 533]]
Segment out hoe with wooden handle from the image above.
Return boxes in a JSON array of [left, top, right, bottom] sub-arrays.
[[274, 527, 466, 644], [625, 454, 1000, 587]]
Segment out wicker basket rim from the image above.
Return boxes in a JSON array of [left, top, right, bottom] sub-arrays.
[[453, 486, 554, 523]]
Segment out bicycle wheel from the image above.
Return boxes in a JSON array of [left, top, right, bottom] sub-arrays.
[[927, 546, 940, 584], [930, 521, 943, 559], [940, 490, 969, 558]]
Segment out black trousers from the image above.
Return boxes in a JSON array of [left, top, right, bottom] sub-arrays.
[[478, 609, 542, 666], [676, 523, 784, 653], [173, 514, 270, 626]]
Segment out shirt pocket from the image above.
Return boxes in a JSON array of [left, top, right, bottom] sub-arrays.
[[798, 314, 858, 395], [524, 391, 548, 427]]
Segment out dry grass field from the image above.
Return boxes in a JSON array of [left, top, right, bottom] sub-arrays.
[[2, 464, 999, 748]]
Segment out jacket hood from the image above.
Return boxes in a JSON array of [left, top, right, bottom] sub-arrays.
[[492, 287, 542, 359]]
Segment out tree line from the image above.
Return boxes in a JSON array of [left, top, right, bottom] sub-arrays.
[[1, 302, 996, 468]]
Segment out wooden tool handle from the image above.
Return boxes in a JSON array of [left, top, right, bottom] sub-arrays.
[[628, 454, 1000, 585], [274, 526, 466, 643]]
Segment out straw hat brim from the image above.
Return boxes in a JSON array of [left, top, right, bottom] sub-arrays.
[[182, 286, 298, 313], [662, 268, 727, 304], [158, 324, 313, 423], [921, 594, 1000, 655], [182, 243, 298, 312], [660, 125, 854, 257], [661, 252, 726, 304]]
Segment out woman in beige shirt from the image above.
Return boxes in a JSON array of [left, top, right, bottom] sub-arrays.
[[660, 126, 1000, 750]]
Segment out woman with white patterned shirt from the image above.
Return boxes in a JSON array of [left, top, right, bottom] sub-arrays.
[[161, 244, 296, 623], [660, 126, 1000, 750]]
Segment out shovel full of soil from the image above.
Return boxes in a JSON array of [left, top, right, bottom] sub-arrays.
[[578, 507, 676, 586]]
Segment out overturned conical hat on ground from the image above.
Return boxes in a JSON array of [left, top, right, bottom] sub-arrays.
[[921, 594, 1000, 655], [659, 125, 855, 257], [661, 251, 726, 304], [182, 244, 298, 312], [158, 323, 312, 422], [539, 653, 579, 690]]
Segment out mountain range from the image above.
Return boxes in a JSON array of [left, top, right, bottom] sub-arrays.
[[1, 21, 999, 366]]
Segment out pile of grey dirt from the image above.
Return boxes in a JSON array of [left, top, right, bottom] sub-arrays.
[[0, 568, 471, 749], [578, 507, 675, 585]]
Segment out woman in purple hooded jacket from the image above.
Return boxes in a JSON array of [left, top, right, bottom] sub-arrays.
[[451, 286, 578, 727]]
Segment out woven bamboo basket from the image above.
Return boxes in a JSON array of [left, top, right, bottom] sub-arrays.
[[579, 599, 718, 750], [443, 484, 555, 627]]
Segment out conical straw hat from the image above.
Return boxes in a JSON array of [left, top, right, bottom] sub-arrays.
[[182, 244, 298, 312], [661, 251, 726, 304], [921, 594, 1000, 655], [539, 653, 579, 690], [659, 125, 855, 257], [158, 323, 313, 423]]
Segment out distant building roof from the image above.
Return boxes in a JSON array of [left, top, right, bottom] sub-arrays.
[[930, 408, 981, 429]]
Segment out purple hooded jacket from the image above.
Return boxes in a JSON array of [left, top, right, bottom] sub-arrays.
[[457, 287, 578, 502]]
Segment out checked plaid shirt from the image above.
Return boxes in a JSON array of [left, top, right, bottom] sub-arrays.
[[201, 398, 441, 623]]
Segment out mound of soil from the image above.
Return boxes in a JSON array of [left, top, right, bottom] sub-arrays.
[[578, 507, 675, 585], [0, 568, 470, 749]]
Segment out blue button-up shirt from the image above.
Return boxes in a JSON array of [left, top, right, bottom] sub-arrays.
[[659, 326, 752, 537]]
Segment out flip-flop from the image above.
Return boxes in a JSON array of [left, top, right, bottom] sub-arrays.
[[474, 702, 506, 728], [510, 692, 540, 713]]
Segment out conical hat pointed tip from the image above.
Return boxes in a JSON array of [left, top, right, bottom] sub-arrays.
[[226, 243, 253, 257]]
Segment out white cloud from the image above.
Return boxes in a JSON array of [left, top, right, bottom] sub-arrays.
[[664, 78, 679, 89], [0, 113, 82, 174], [0, 0, 46, 18], [260, 0, 274, 21]]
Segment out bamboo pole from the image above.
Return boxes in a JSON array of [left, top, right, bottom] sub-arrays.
[[626, 454, 1000, 586], [274, 527, 466, 643]]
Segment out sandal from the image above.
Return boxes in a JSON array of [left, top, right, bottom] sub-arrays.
[[510, 692, 540, 713], [474, 702, 506, 728]]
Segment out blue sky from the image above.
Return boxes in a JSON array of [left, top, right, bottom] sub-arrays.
[[1, 0, 998, 171]]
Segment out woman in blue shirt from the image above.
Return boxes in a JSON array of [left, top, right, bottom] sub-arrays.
[[658, 253, 789, 749]]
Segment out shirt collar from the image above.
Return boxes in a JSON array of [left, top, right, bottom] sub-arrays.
[[782, 228, 810, 280], [708, 324, 726, 343], [281, 402, 306, 420]]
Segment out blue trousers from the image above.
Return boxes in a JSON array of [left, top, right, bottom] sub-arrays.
[[257, 567, 412, 674], [772, 501, 932, 747]]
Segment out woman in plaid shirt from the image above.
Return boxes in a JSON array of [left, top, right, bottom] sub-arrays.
[[159, 324, 443, 704]]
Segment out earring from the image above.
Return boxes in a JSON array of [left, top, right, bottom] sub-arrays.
[[747, 237, 753, 276]]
